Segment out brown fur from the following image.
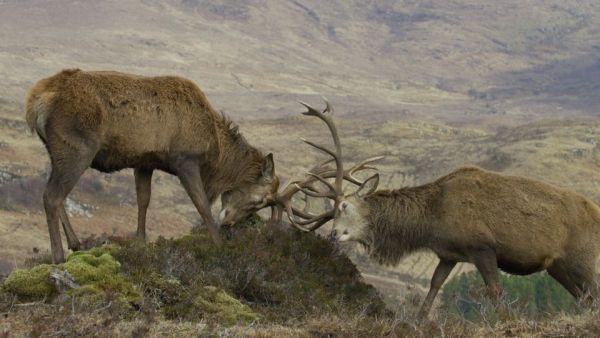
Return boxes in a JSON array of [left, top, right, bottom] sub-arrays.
[[338, 166, 600, 316], [26, 69, 278, 263]]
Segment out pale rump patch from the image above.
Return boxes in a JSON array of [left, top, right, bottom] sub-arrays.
[[31, 91, 56, 140]]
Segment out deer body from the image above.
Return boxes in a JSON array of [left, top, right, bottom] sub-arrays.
[[28, 70, 221, 175], [26, 69, 279, 263], [333, 166, 600, 316]]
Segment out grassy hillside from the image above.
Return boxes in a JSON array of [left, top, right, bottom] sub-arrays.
[[0, 0, 598, 120], [0, 1, 599, 334], [1, 223, 600, 337]]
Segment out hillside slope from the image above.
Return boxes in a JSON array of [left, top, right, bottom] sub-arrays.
[[0, 0, 599, 121], [1, 0, 599, 312]]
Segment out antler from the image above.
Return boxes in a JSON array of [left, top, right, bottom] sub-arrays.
[[268, 100, 383, 231]]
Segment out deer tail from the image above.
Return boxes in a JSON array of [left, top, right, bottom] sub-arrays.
[[25, 89, 55, 141]]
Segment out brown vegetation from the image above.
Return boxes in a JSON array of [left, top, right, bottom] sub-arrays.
[[25, 69, 279, 263]]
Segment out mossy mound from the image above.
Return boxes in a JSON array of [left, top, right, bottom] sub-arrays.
[[115, 215, 387, 323], [64, 250, 119, 284], [194, 285, 260, 324], [2, 215, 386, 327], [1, 245, 140, 307], [2, 264, 56, 299]]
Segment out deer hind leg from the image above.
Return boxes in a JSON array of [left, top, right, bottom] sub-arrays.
[[44, 142, 96, 263], [472, 247, 502, 298], [548, 257, 597, 303], [173, 158, 222, 245], [418, 259, 456, 318], [59, 203, 80, 251], [134, 168, 153, 240], [44, 132, 96, 263]]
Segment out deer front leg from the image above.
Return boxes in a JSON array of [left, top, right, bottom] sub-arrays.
[[174, 159, 222, 245], [134, 168, 153, 240], [418, 259, 456, 318]]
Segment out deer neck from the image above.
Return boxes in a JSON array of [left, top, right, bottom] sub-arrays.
[[203, 126, 263, 202], [362, 185, 436, 265]]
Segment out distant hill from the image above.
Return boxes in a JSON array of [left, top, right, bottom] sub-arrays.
[[0, 0, 599, 121]]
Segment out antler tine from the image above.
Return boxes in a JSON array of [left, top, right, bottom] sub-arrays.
[[293, 183, 335, 199], [316, 158, 335, 170], [282, 198, 335, 231], [323, 98, 333, 114], [271, 100, 383, 232], [288, 209, 335, 226], [307, 156, 385, 186], [298, 101, 322, 116], [347, 156, 385, 174], [306, 172, 336, 193], [290, 206, 320, 219], [347, 155, 385, 183], [301, 138, 337, 158], [284, 201, 310, 232], [307, 217, 331, 231], [269, 99, 344, 231], [297, 99, 344, 198]]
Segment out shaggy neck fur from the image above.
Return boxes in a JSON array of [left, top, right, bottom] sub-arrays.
[[203, 114, 264, 201], [362, 184, 438, 265]]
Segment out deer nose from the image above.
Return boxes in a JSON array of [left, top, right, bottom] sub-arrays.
[[328, 229, 338, 241]]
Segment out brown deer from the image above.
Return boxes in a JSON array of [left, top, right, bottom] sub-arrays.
[[329, 168, 600, 317], [26, 69, 280, 263], [269, 101, 600, 318]]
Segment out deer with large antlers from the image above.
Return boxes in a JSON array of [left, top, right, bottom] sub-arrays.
[[251, 100, 600, 319], [331, 167, 600, 317], [239, 100, 383, 231], [26, 69, 280, 263], [219, 99, 382, 232]]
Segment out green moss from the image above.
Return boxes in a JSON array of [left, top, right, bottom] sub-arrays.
[[63, 252, 119, 284], [194, 286, 260, 325], [1, 245, 140, 307], [1, 264, 55, 299], [69, 284, 105, 305], [82, 244, 120, 257]]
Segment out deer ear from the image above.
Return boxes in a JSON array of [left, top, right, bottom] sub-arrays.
[[261, 153, 275, 183], [356, 174, 379, 198]]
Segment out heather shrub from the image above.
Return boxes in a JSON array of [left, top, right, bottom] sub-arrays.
[[1, 214, 387, 327]]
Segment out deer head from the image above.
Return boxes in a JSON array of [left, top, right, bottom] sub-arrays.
[[219, 153, 280, 226]]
